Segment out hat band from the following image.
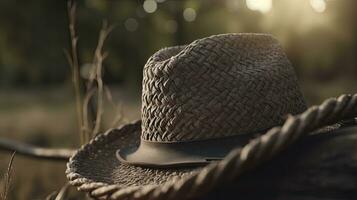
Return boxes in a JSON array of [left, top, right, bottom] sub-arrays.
[[116, 132, 257, 168]]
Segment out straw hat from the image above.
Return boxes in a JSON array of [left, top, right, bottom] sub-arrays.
[[67, 33, 313, 198]]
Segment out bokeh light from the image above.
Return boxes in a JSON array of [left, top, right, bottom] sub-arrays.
[[246, 0, 272, 13], [80, 63, 93, 80], [310, 0, 326, 13], [124, 18, 139, 32], [183, 8, 197, 22], [143, 0, 157, 13]]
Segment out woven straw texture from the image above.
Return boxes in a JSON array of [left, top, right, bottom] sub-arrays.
[[142, 33, 306, 142], [66, 33, 352, 200], [66, 94, 357, 200], [67, 121, 200, 187]]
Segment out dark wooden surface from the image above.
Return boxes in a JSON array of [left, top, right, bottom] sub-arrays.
[[200, 125, 357, 200]]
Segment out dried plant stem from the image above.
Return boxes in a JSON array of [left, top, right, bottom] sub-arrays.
[[87, 21, 114, 137], [54, 184, 70, 200], [66, 1, 84, 144], [92, 54, 104, 136], [45, 191, 58, 200], [65, 0, 120, 143], [83, 88, 96, 140], [104, 86, 125, 127], [1, 152, 15, 200], [45, 184, 70, 200]]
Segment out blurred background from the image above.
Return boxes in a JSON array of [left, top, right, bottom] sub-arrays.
[[0, 0, 356, 199]]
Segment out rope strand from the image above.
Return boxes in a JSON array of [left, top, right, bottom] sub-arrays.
[[67, 94, 357, 200]]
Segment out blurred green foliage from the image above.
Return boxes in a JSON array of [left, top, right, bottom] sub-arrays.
[[0, 0, 356, 89]]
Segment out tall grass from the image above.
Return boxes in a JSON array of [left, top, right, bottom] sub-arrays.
[[0, 152, 15, 200], [65, 1, 121, 145], [64, 1, 84, 144], [0, 1, 124, 199]]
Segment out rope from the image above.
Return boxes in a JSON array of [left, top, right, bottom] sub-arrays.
[[68, 93, 357, 200]]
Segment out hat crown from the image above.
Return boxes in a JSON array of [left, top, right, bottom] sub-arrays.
[[141, 33, 306, 142]]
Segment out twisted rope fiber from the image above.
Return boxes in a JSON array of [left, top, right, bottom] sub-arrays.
[[69, 94, 357, 200]]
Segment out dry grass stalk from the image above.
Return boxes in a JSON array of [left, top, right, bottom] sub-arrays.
[[65, 0, 122, 143], [45, 191, 58, 200], [104, 86, 126, 127], [82, 88, 96, 138], [88, 21, 115, 136], [65, 0, 85, 144], [1, 152, 16, 200], [45, 184, 70, 200]]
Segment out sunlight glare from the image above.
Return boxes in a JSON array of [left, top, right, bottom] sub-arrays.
[[246, 0, 272, 13], [310, 0, 326, 13]]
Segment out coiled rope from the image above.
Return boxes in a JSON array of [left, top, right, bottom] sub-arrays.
[[68, 94, 357, 200]]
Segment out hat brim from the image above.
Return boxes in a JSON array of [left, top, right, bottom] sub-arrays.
[[66, 119, 356, 199], [116, 130, 256, 168], [66, 120, 258, 188], [67, 121, 203, 188]]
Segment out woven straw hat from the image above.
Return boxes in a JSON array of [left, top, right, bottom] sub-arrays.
[[66, 33, 318, 198]]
